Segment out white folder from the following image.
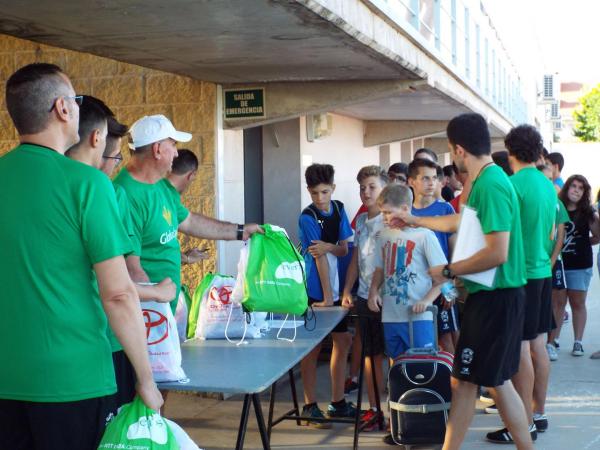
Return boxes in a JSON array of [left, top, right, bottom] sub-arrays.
[[452, 206, 497, 288]]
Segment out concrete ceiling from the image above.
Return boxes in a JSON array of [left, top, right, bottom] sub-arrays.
[[334, 88, 471, 121], [0, 0, 421, 83]]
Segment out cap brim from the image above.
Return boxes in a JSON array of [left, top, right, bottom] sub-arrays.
[[170, 130, 192, 143]]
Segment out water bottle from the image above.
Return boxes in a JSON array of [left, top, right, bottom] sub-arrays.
[[441, 281, 459, 302]]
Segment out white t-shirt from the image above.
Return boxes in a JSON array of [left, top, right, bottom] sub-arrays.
[[374, 227, 447, 323], [354, 212, 385, 299]]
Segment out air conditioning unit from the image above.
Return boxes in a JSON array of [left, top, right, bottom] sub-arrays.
[[548, 101, 561, 122], [539, 73, 558, 104], [306, 113, 333, 142]]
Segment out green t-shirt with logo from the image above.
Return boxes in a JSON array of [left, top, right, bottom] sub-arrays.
[[510, 167, 557, 279], [464, 164, 526, 293], [0, 144, 132, 402], [106, 184, 136, 352], [113, 169, 189, 311]]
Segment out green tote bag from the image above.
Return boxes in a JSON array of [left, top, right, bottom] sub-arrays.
[[241, 224, 308, 315]]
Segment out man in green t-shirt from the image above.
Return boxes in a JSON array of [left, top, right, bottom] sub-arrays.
[[113, 115, 262, 313], [0, 64, 162, 450], [392, 113, 533, 450], [67, 95, 177, 409], [478, 125, 557, 442]]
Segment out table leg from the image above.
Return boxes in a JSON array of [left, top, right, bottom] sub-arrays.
[[267, 380, 277, 439], [369, 316, 384, 431], [353, 315, 368, 450], [288, 369, 301, 425], [235, 394, 252, 450], [252, 394, 271, 450]]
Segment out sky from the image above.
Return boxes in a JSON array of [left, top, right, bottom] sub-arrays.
[[485, 0, 600, 85]]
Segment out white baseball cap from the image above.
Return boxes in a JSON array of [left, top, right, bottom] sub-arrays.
[[129, 114, 192, 149]]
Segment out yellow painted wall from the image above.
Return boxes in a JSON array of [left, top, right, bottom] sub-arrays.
[[0, 34, 216, 290]]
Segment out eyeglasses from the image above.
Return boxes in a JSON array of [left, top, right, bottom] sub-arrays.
[[49, 95, 83, 112], [102, 154, 123, 165]]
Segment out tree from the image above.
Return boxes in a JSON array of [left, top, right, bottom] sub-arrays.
[[573, 84, 600, 142]]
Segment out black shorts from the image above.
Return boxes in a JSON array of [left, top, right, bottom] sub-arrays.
[[309, 297, 348, 332], [355, 296, 385, 356], [522, 278, 553, 340], [452, 287, 525, 387], [0, 394, 116, 450], [433, 296, 460, 335], [112, 350, 137, 411], [552, 260, 566, 290]]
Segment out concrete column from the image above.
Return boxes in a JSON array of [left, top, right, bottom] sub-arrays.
[[401, 141, 413, 162], [379, 144, 391, 169]]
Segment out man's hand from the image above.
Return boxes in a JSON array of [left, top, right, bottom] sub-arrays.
[[183, 247, 209, 264], [341, 292, 354, 308], [368, 293, 382, 313], [243, 223, 264, 240], [136, 379, 164, 412], [153, 278, 176, 302], [312, 296, 334, 307], [308, 240, 330, 258], [389, 210, 417, 229], [412, 300, 429, 314], [429, 265, 447, 284]]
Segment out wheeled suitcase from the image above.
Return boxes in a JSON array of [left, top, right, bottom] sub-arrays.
[[388, 305, 453, 448]]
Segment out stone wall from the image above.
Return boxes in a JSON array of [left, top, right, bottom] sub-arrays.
[[0, 34, 217, 290]]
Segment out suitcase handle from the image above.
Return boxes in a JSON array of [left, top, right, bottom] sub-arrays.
[[406, 304, 438, 355]]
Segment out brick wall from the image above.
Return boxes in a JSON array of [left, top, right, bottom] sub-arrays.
[[0, 34, 217, 290]]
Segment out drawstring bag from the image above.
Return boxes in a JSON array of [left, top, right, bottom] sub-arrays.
[[189, 273, 266, 341], [238, 224, 308, 315], [142, 300, 187, 382], [98, 396, 179, 450]]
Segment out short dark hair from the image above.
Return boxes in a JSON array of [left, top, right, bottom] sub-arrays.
[[547, 152, 564, 171], [491, 150, 513, 176], [171, 149, 199, 175], [446, 113, 491, 156], [77, 95, 112, 143], [408, 158, 438, 179], [305, 163, 334, 187], [504, 124, 543, 163], [414, 147, 438, 162], [388, 162, 408, 175], [443, 164, 456, 178], [104, 116, 129, 157], [5, 63, 68, 135]]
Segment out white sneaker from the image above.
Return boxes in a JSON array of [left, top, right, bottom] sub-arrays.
[[572, 342, 584, 356], [546, 343, 558, 361]]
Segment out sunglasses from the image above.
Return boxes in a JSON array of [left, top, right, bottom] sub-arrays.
[[49, 95, 83, 112]]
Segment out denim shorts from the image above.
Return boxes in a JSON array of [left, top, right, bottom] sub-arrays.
[[564, 268, 593, 292]]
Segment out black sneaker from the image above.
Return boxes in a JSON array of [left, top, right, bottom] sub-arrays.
[[382, 433, 396, 445], [327, 400, 357, 418], [301, 403, 332, 429], [486, 424, 537, 444], [344, 377, 359, 394], [534, 414, 548, 432]]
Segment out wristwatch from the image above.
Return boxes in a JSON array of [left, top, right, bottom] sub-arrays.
[[442, 264, 455, 280], [236, 224, 244, 240]]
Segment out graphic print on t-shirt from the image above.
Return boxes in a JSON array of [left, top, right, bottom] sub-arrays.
[[384, 239, 417, 306]]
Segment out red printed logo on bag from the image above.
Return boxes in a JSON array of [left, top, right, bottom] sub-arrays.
[[143, 309, 169, 345], [209, 286, 233, 305]]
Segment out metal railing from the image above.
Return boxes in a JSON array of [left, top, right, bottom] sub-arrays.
[[367, 0, 528, 125]]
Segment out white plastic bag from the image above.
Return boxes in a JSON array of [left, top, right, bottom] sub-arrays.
[[164, 418, 203, 450], [174, 291, 188, 343], [142, 301, 187, 382], [194, 275, 265, 340]]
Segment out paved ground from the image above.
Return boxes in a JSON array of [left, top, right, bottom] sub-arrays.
[[165, 266, 600, 449]]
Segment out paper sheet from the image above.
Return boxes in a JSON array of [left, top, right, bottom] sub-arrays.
[[452, 206, 497, 288]]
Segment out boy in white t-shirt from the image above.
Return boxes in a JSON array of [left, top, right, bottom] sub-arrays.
[[368, 184, 447, 358], [341, 165, 388, 430]]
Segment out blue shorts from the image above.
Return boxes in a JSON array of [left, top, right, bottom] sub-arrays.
[[564, 268, 593, 292], [383, 321, 434, 359]]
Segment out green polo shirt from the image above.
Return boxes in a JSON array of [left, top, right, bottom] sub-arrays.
[[464, 164, 526, 293], [113, 169, 189, 311], [510, 167, 557, 279], [0, 144, 132, 402]]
